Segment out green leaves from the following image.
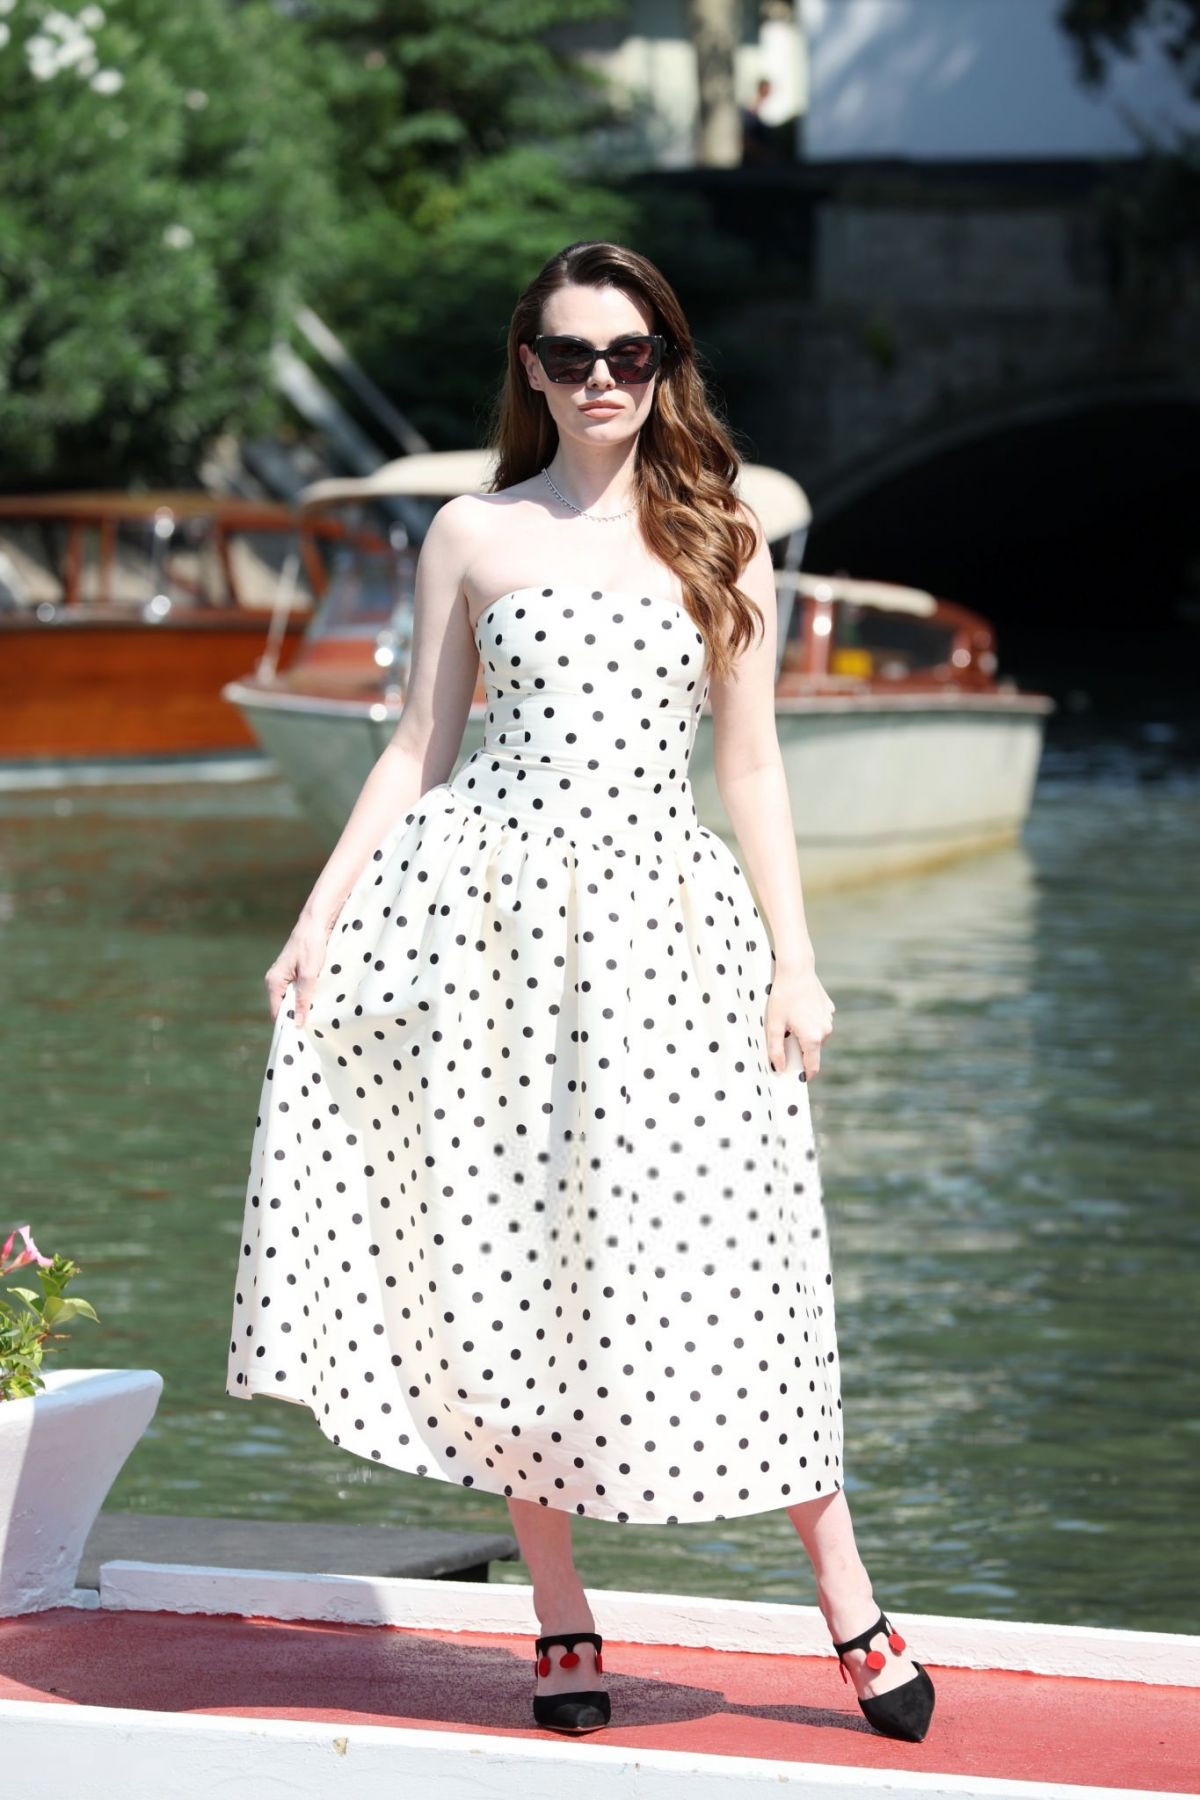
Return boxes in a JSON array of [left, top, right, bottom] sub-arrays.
[[42, 1295, 102, 1326], [5, 1288, 43, 1313], [0, 0, 337, 482], [292, 0, 642, 447], [0, 0, 742, 478], [1, 1238, 100, 1402]]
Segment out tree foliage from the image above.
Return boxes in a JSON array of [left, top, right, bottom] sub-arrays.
[[0, 0, 650, 481], [0, 0, 338, 483], [1058, 0, 1200, 96], [0, 0, 767, 480], [298, 0, 641, 446], [1057, 0, 1200, 305]]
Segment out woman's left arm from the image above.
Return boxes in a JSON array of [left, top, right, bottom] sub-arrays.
[[707, 508, 835, 1078]]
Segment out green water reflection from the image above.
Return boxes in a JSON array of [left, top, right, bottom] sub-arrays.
[[0, 756, 1195, 1630]]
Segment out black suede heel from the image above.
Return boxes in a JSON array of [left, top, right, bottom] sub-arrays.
[[830, 1608, 936, 1742], [531, 1629, 612, 1734]]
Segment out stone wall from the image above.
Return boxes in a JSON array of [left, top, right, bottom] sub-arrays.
[[661, 163, 1200, 505]]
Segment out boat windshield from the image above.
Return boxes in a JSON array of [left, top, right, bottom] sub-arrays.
[[0, 508, 326, 615], [829, 603, 956, 681], [777, 585, 965, 686], [305, 509, 417, 642]]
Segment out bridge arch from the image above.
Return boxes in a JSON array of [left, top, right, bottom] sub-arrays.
[[804, 377, 1200, 644]]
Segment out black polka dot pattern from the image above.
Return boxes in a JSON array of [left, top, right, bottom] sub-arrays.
[[226, 585, 843, 1523]]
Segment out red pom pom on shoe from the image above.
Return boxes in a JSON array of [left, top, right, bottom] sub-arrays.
[[595, 1652, 603, 1672], [888, 1630, 906, 1653], [865, 1649, 887, 1670], [560, 1651, 580, 1668], [537, 1654, 551, 1677]]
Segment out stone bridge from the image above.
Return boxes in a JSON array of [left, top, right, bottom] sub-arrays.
[[635, 159, 1199, 676]]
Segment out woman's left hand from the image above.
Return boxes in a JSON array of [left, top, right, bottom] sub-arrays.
[[764, 964, 835, 1078]]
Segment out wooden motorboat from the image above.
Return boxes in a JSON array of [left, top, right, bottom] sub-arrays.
[[3, 1555, 1196, 1796], [0, 493, 365, 779], [223, 452, 1054, 889]]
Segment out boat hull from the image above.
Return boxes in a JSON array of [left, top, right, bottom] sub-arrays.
[[0, 616, 306, 764], [761, 693, 1051, 886], [224, 683, 1052, 890]]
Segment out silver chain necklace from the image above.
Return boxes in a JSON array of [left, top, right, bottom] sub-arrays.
[[541, 465, 636, 523]]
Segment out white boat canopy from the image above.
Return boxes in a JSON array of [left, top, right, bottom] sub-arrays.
[[778, 569, 938, 618], [299, 451, 812, 547], [300, 450, 492, 507]]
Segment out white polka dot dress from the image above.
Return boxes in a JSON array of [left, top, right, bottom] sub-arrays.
[[226, 585, 843, 1524]]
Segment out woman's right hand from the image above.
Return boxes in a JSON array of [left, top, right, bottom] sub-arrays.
[[264, 912, 336, 1027]]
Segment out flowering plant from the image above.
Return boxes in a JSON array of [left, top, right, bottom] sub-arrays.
[[0, 1224, 100, 1401]]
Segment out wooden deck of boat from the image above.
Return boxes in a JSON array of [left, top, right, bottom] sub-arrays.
[[3, 1599, 1198, 1794]]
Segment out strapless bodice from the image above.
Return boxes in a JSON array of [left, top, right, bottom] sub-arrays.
[[450, 584, 711, 845]]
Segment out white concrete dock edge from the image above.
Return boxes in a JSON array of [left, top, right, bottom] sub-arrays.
[[97, 1561, 1200, 1686], [0, 1698, 1189, 1800]]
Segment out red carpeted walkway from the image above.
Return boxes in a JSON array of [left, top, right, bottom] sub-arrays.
[[1, 1607, 1196, 1790]]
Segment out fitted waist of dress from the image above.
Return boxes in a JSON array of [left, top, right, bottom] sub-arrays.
[[446, 688, 701, 839], [450, 742, 701, 842]]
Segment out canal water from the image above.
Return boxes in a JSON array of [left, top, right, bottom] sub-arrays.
[[1, 728, 1194, 1633]]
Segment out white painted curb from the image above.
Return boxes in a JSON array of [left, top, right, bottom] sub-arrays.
[[96, 1561, 1200, 1686], [0, 1696, 1187, 1800]]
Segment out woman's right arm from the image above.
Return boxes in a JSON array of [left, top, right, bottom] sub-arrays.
[[264, 498, 481, 1026]]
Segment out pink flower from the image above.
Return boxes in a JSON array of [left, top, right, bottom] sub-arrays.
[[0, 1223, 53, 1273]]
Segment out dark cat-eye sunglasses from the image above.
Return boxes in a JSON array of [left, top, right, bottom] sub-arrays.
[[533, 333, 670, 385]]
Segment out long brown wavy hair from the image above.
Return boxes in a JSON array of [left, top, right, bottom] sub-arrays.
[[485, 240, 763, 679]]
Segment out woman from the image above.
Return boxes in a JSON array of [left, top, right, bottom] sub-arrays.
[[226, 240, 935, 1745]]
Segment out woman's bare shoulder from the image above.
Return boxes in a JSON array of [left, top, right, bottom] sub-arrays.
[[431, 478, 543, 546]]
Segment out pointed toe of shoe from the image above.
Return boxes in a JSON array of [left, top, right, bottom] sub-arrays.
[[859, 1663, 936, 1743], [532, 1691, 612, 1734], [566, 1701, 610, 1732]]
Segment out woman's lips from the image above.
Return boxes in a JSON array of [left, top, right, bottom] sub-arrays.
[[581, 404, 622, 415]]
